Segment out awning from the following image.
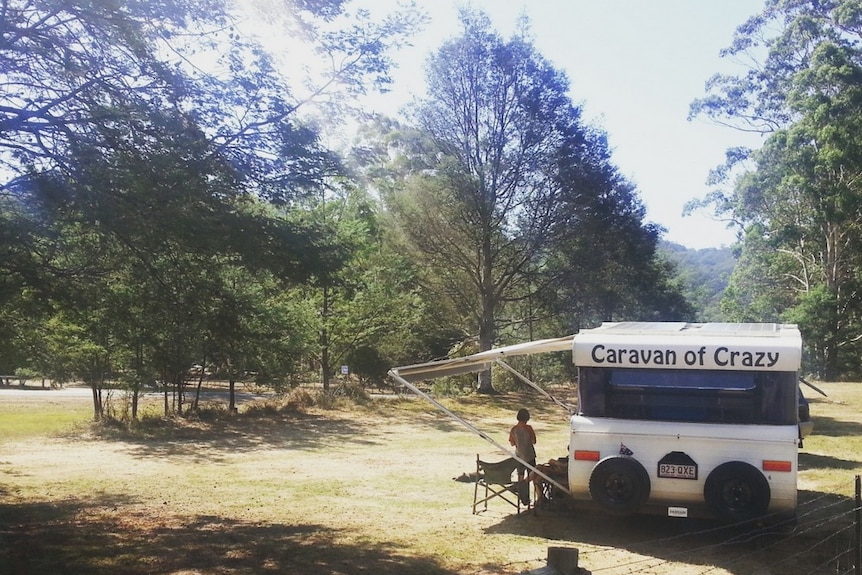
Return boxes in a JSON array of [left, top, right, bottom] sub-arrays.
[[390, 335, 575, 383], [388, 335, 577, 498]]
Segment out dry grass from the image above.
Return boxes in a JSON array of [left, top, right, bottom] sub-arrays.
[[797, 382, 862, 490], [0, 383, 860, 575]]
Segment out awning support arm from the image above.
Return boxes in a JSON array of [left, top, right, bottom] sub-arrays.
[[493, 359, 576, 415], [388, 368, 570, 496]]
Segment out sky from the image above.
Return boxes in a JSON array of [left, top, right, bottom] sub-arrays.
[[360, 0, 768, 250]]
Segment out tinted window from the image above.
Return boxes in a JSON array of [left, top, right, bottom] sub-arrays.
[[611, 369, 755, 391], [577, 367, 797, 425]]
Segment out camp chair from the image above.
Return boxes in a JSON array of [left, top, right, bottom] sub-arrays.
[[472, 454, 529, 514]]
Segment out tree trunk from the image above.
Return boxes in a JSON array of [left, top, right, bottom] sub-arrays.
[[321, 344, 331, 391], [476, 312, 495, 393], [193, 378, 202, 411], [192, 354, 208, 411], [90, 383, 103, 421], [321, 284, 331, 391], [476, 230, 497, 393], [229, 377, 237, 414], [177, 374, 184, 416], [476, 264, 496, 394]]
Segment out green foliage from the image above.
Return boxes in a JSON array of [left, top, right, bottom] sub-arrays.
[[0, 0, 426, 417], [405, 8, 580, 393], [690, 0, 862, 378], [430, 377, 473, 398], [380, 8, 691, 391], [660, 242, 735, 321], [297, 184, 456, 389], [13, 367, 37, 380], [0, 0, 716, 404], [537, 141, 695, 329], [346, 346, 389, 387]]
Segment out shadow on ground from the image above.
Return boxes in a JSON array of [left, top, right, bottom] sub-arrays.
[[804, 411, 862, 437], [86, 410, 378, 463], [0, 495, 456, 575], [83, 391, 573, 463], [799, 450, 861, 470], [477, 487, 857, 575]]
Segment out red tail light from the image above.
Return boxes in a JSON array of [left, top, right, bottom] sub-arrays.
[[574, 450, 600, 461], [762, 460, 792, 472]]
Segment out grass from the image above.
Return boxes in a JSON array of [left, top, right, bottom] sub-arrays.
[[0, 396, 92, 439], [0, 383, 860, 575], [797, 382, 862, 492]]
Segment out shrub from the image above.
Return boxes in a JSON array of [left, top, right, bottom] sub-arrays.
[[283, 387, 317, 410], [431, 376, 470, 397]]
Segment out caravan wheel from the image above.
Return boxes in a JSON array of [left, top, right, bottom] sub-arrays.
[[588, 456, 651, 516], [704, 461, 770, 522]]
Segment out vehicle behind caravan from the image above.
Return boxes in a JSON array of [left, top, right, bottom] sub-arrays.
[[569, 322, 805, 521]]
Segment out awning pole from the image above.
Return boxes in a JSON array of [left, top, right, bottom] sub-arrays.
[[388, 369, 570, 496], [494, 359, 576, 415]]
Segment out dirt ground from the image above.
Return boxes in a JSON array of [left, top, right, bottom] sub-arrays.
[[0, 388, 857, 575]]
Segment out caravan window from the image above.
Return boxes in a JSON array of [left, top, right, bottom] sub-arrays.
[[578, 367, 797, 425]]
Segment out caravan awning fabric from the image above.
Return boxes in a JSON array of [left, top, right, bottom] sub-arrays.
[[390, 335, 575, 383]]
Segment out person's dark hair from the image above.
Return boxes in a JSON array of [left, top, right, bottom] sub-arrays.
[[516, 408, 530, 422]]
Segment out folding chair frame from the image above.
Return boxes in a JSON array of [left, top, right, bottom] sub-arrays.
[[472, 454, 529, 514]]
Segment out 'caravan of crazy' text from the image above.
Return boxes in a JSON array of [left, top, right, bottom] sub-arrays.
[[589, 345, 781, 368]]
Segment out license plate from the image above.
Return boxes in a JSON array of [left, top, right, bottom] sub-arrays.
[[658, 463, 697, 480]]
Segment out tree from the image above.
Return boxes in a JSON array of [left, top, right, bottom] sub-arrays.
[[689, 0, 862, 378], [375, 10, 687, 389], [301, 184, 453, 390], [0, 0, 425, 413], [399, 10, 575, 392], [537, 125, 693, 331], [0, 0, 366, 274]]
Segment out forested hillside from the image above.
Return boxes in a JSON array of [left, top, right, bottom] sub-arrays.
[[660, 242, 735, 322]]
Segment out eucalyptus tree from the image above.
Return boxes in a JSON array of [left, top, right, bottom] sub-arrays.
[[689, 0, 862, 377], [401, 10, 577, 392], [393, 9, 686, 391]]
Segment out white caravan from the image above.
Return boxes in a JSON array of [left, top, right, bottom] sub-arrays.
[[389, 322, 809, 522], [569, 321, 804, 521]]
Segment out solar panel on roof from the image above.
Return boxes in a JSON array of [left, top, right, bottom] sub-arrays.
[[591, 322, 788, 337], [701, 323, 777, 333], [597, 322, 688, 335]]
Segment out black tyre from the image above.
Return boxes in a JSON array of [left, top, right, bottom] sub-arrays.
[[588, 456, 651, 516], [704, 461, 770, 522]]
